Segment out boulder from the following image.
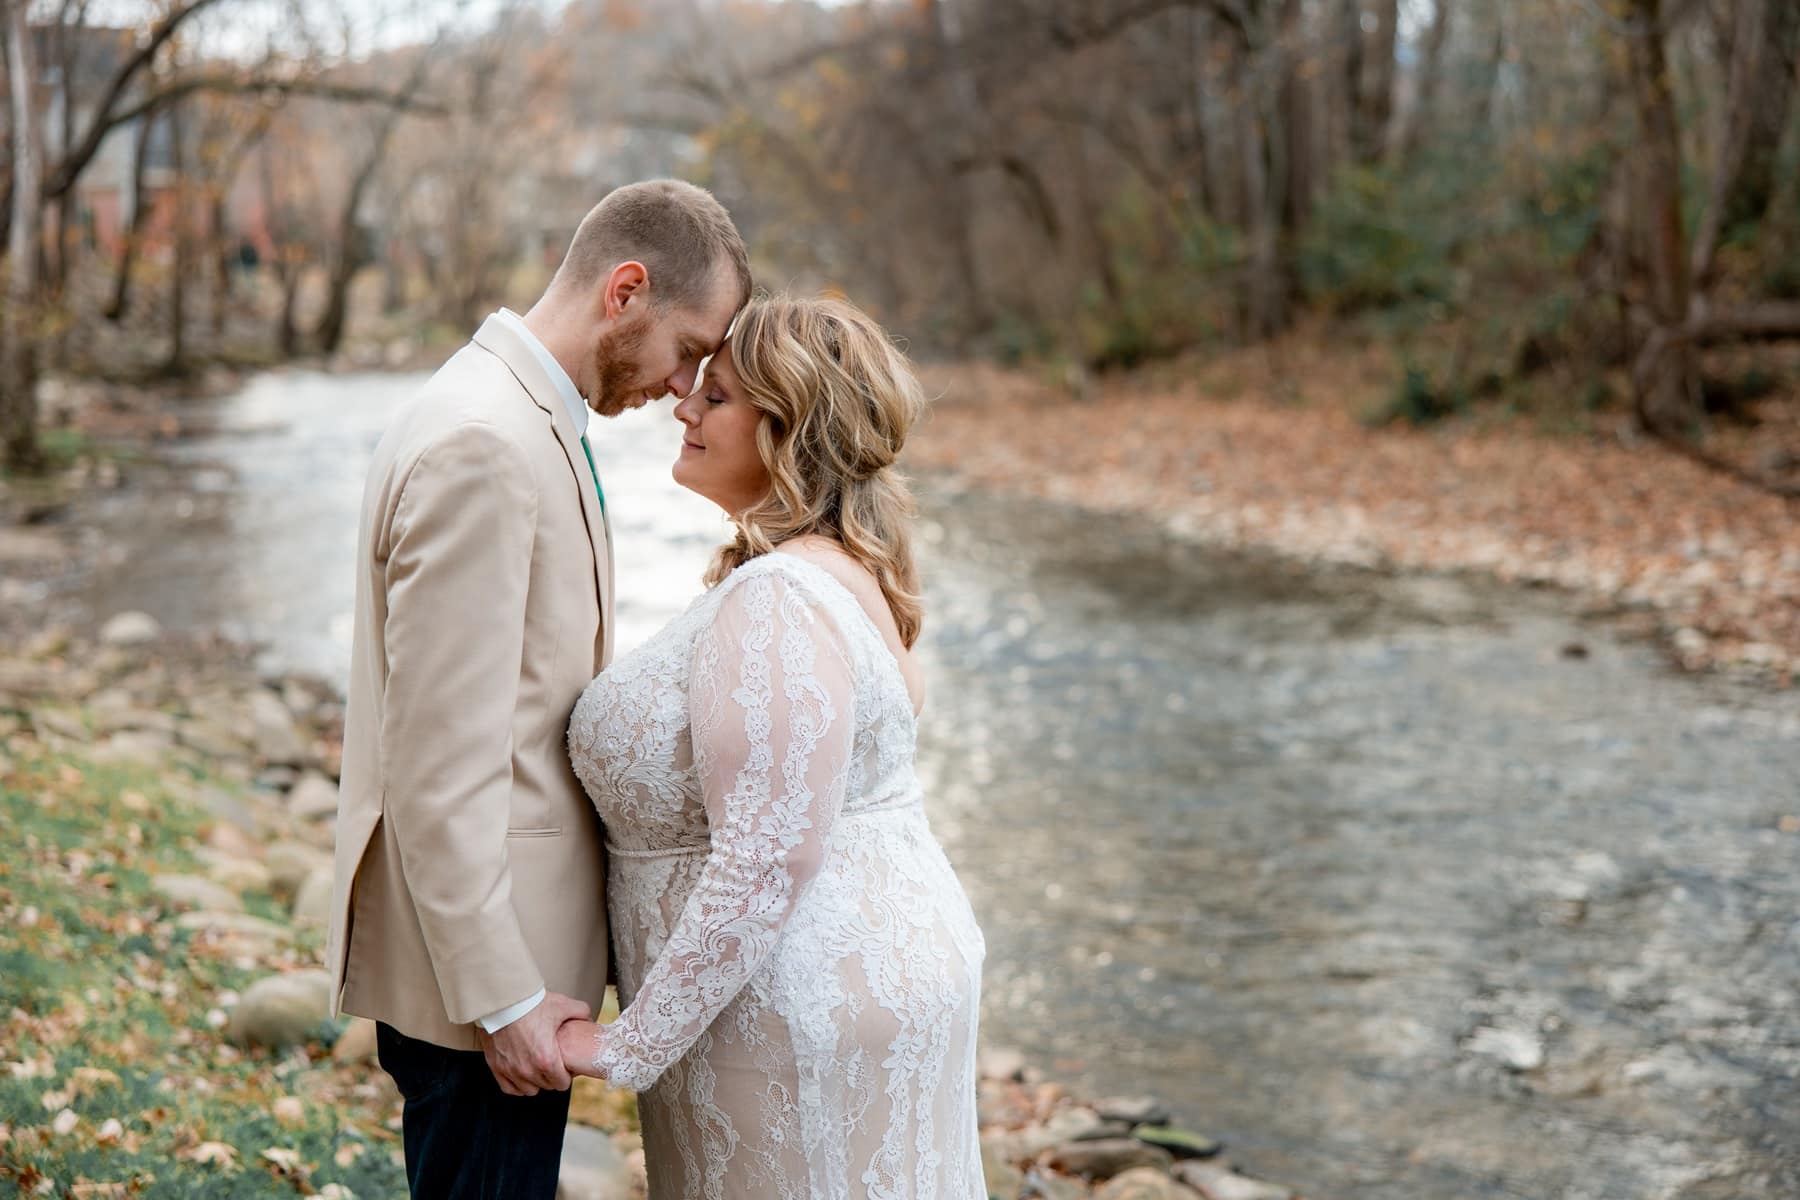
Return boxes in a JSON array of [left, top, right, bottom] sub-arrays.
[[226, 970, 334, 1049], [557, 1124, 632, 1200]]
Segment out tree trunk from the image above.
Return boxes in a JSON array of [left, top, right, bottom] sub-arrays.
[[165, 98, 189, 374], [1623, 0, 1701, 436], [1338, 0, 1364, 165], [314, 55, 430, 355], [1691, 0, 1800, 282], [4, 0, 43, 471], [1232, 21, 1289, 339], [1358, 0, 1398, 163], [105, 111, 156, 322], [1278, 0, 1311, 230], [1393, 0, 1452, 162]]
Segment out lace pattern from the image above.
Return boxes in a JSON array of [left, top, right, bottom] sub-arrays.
[[568, 554, 985, 1199]]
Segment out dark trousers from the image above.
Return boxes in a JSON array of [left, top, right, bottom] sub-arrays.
[[375, 1022, 571, 1200]]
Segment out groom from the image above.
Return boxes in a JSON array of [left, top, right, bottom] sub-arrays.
[[326, 179, 750, 1197]]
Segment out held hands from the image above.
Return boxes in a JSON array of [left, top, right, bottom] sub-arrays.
[[476, 991, 592, 1097], [554, 1018, 606, 1081]]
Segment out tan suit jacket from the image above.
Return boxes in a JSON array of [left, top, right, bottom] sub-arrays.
[[327, 317, 614, 1051]]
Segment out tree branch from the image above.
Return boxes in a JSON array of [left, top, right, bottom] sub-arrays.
[[43, 0, 230, 198]]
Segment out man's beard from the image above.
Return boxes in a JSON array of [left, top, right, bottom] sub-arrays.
[[591, 315, 654, 417]]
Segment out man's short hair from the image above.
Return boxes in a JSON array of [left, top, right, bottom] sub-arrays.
[[554, 180, 751, 312]]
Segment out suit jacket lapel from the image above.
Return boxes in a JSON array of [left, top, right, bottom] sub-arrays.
[[470, 316, 612, 668]]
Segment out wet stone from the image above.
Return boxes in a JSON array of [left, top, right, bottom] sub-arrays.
[[1131, 1127, 1221, 1159]]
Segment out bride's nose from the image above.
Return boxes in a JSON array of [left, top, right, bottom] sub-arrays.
[[672, 393, 701, 428]]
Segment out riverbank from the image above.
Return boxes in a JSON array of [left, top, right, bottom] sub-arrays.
[[913, 340, 1800, 685], [0, 623, 1301, 1199]]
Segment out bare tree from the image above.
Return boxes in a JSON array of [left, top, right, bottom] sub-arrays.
[[4, 0, 44, 470]]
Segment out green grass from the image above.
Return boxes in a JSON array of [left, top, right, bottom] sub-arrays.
[[0, 751, 406, 1198]]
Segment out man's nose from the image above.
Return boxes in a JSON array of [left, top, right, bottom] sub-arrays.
[[669, 365, 698, 398]]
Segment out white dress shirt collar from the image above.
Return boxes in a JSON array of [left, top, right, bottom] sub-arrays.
[[494, 308, 588, 439]]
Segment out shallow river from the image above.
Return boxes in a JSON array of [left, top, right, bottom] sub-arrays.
[[72, 369, 1800, 1199]]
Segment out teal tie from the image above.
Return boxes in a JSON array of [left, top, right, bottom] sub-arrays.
[[579, 434, 606, 518]]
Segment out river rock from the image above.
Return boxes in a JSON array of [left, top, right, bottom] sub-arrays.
[[980, 1045, 1030, 1082], [266, 840, 332, 898], [1048, 1139, 1175, 1181], [92, 703, 178, 737], [1017, 1107, 1129, 1156], [1096, 1096, 1173, 1128], [980, 1077, 1035, 1126], [33, 709, 91, 742], [1464, 1025, 1544, 1072], [557, 1124, 632, 1200], [100, 612, 162, 646], [1096, 1167, 1201, 1200], [178, 718, 250, 760], [0, 527, 64, 565], [151, 874, 245, 914], [250, 690, 307, 765], [195, 847, 272, 894], [91, 729, 174, 765], [1170, 1163, 1293, 1200], [227, 970, 333, 1049], [0, 658, 54, 698], [983, 1132, 1027, 1199], [1131, 1127, 1220, 1159], [331, 1016, 378, 1064], [286, 772, 340, 821], [292, 865, 334, 925], [1023, 1170, 1091, 1200], [176, 910, 294, 956]]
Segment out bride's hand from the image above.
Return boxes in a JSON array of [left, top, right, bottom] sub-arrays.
[[556, 1018, 603, 1080]]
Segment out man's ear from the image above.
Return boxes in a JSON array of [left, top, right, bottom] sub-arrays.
[[602, 261, 650, 319]]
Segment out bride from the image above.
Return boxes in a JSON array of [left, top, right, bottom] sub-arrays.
[[558, 295, 987, 1197]]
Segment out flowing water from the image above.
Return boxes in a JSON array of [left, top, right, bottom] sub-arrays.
[[68, 369, 1800, 1199]]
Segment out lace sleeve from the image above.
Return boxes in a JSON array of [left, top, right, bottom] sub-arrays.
[[594, 567, 856, 1091]]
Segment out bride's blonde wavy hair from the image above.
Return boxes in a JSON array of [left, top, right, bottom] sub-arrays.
[[704, 295, 928, 648]]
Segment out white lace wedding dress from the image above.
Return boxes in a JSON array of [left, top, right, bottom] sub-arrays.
[[567, 552, 986, 1199]]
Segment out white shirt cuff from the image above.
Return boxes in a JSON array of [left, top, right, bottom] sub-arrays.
[[476, 987, 546, 1033]]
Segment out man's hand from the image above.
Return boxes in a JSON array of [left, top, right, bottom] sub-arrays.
[[476, 991, 592, 1097]]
